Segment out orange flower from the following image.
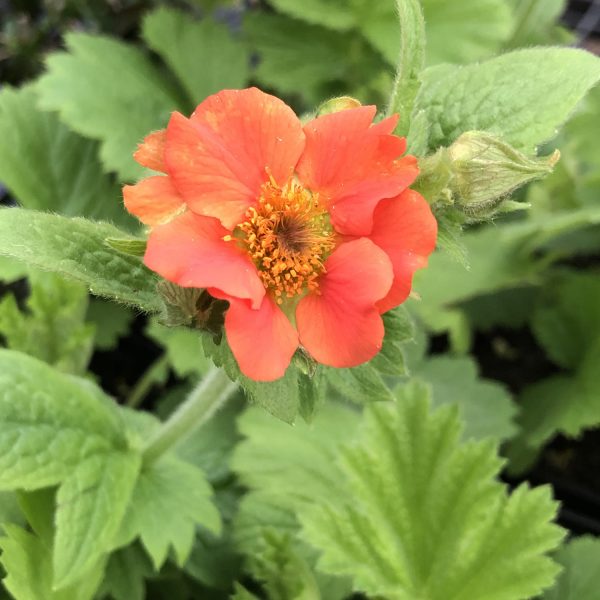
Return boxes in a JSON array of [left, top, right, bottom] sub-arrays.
[[124, 88, 437, 381]]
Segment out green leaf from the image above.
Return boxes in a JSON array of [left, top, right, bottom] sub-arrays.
[[0, 524, 104, 600], [532, 272, 600, 370], [301, 382, 564, 600], [147, 320, 211, 379], [0, 350, 128, 491], [414, 355, 518, 442], [86, 299, 135, 351], [0, 209, 160, 312], [118, 455, 221, 569], [36, 33, 185, 180], [97, 544, 153, 600], [105, 238, 147, 257], [0, 85, 132, 227], [505, 0, 574, 48], [142, 8, 248, 105], [53, 451, 141, 589], [264, 0, 354, 31], [232, 584, 262, 600], [416, 48, 600, 153], [0, 270, 94, 375], [542, 536, 600, 599]]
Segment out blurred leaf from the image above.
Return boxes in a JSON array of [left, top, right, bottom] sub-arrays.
[[505, 0, 574, 48], [0, 86, 131, 226], [417, 48, 600, 153], [0, 270, 94, 375], [0, 209, 160, 312], [142, 8, 248, 106], [264, 0, 354, 30], [97, 544, 153, 600], [118, 455, 221, 569], [301, 382, 564, 600], [86, 299, 135, 351], [542, 536, 600, 599], [414, 356, 518, 442], [37, 33, 185, 181]]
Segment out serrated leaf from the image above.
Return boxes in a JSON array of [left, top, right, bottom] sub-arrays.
[[414, 356, 518, 442], [0, 85, 132, 227], [301, 382, 564, 600], [542, 536, 600, 599], [118, 455, 221, 569], [0, 209, 160, 312], [142, 8, 248, 105], [416, 48, 600, 153], [53, 451, 141, 589], [0, 524, 104, 600], [0, 270, 94, 375], [36, 33, 185, 180], [0, 350, 127, 491]]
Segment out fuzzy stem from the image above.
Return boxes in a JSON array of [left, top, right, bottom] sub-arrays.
[[142, 367, 237, 465]]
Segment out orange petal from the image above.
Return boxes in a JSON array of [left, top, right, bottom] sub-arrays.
[[223, 295, 298, 382], [144, 212, 265, 307], [165, 88, 305, 229], [297, 107, 418, 236], [368, 190, 437, 313], [296, 238, 393, 368], [133, 130, 167, 173], [123, 175, 185, 226]]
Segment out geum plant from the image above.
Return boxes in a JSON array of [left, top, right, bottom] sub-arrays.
[[0, 0, 599, 599]]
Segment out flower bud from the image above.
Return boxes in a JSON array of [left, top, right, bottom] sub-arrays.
[[316, 96, 362, 116], [416, 131, 559, 220]]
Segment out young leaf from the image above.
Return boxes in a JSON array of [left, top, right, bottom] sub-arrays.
[[0, 270, 94, 375], [0, 349, 128, 491], [416, 47, 600, 153], [542, 536, 600, 599], [117, 455, 221, 570], [0, 86, 131, 227], [0, 209, 160, 312], [142, 7, 249, 105], [53, 451, 141, 589], [301, 382, 565, 600], [0, 524, 104, 600], [36, 33, 185, 180]]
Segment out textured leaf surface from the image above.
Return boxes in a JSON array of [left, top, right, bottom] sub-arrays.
[[0, 270, 94, 375], [118, 455, 221, 569], [0, 350, 127, 491], [142, 8, 248, 105], [301, 382, 564, 600], [416, 48, 600, 152], [0, 86, 130, 226], [0, 209, 160, 311], [53, 451, 140, 588], [36, 33, 184, 180], [542, 536, 600, 599]]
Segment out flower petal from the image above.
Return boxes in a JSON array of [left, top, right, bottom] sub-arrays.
[[368, 189, 437, 313], [165, 88, 305, 229], [224, 295, 298, 381], [296, 238, 393, 368], [297, 107, 418, 236], [123, 175, 185, 226], [133, 130, 167, 173], [144, 211, 265, 307]]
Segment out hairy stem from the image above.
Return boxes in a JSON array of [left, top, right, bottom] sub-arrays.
[[142, 367, 237, 465]]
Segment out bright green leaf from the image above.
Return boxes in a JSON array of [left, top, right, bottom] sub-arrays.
[[142, 7, 248, 105], [53, 451, 141, 589], [118, 455, 221, 569], [416, 48, 600, 153], [0, 350, 127, 491], [36, 33, 185, 180], [0, 209, 160, 312], [0, 85, 131, 226], [301, 382, 564, 600], [542, 536, 600, 599]]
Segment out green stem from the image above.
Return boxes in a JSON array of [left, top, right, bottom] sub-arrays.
[[126, 354, 169, 409], [142, 367, 237, 466]]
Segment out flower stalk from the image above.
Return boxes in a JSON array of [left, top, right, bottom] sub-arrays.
[[142, 366, 238, 465]]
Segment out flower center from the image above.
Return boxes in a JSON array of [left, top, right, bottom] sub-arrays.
[[235, 178, 336, 303]]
